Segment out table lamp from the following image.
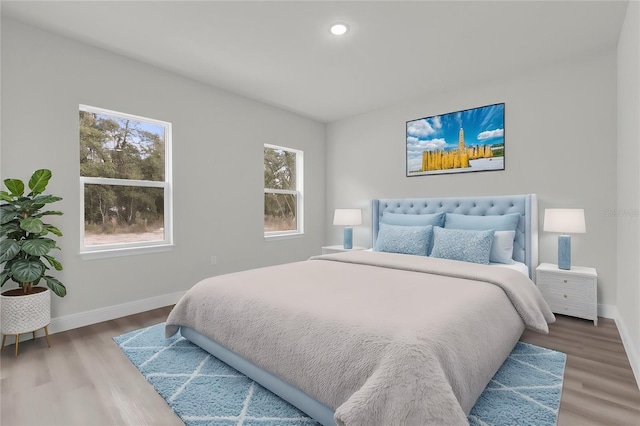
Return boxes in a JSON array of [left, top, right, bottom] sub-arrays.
[[543, 208, 586, 270], [333, 209, 362, 249]]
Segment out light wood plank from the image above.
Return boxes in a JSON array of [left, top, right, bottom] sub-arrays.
[[521, 315, 640, 426]]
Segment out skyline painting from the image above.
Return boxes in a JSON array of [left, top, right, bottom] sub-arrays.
[[406, 103, 505, 176]]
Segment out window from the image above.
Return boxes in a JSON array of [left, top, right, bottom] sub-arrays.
[[79, 105, 172, 258], [264, 144, 303, 238]]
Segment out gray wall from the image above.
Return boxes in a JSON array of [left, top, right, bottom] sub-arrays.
[[326, 52, 618, 307], [0, 18, 326, 318], [616, 0, 640, 376]]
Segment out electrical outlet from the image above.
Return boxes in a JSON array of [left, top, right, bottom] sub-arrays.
[[210, 255, 217, 265]]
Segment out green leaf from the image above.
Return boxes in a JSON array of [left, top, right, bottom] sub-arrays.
[[0, 191, 14, 202], [0, 205, 19, 224], [30, 195, 63, 205], [0, 222, 21, 237], [0, 269, 10, 286], [21, 238, 56, 256], [43, 275, 66, 297], [10, 259, 45, 283], [32, 210, 63, 218], [0, 240, 21, 262], [43, 254, 63, 271], [44, 224, 63, 237], [30, 203, 46, 211], [20, 217, 44, 233], [27, 169, 51, 196], [4, 179, 24, 196]]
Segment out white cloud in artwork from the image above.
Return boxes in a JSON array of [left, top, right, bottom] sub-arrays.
[[406, 119, 436, 138], [477, 128, 504, 140], [407, 138, 447, 153]]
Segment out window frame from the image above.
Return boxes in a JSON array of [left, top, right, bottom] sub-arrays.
[[79, 104, 173, 259], [263, 143, 304, 240]]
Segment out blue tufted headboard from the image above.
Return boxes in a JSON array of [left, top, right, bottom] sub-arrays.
[[371, 194, 538, 278]]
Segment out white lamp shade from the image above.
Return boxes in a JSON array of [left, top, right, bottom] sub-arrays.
[[544, 208, 586, 234], [333, 209, 362, 226]]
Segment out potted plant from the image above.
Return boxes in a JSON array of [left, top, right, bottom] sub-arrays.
[[0, 169, 66, 356]]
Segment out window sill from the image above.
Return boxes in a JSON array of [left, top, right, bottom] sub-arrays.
[[264, 232, 304, 241], [80, 243, 174, 260]]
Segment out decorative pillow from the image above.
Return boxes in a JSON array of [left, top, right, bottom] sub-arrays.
[[490, 230, 516, 264], [381, 212, 445, 227], [430, 227, 495, 265], [444, 213, 520, 232], [374, 223, 433, 256]]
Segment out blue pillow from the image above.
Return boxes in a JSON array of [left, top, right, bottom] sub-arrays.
[[430, 227, 495, 265], [444, 213, 520, 232], [374, 223, 433, 256], [381, 212, 445, 227], [490, 230, 516, 264]]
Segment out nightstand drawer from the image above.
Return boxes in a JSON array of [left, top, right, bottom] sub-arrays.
[[547, 299, 596, 320], [537, 272, 595, 289], [539, 284, 595, 305], [541, 285, 594, 307]]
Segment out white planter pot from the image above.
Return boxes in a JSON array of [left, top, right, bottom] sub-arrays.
[[1, 287, 51, 335]]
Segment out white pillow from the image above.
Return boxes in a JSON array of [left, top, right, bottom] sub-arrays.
[[490, 230, 516, 264]]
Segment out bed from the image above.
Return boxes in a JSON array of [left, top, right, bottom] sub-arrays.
[[166, 194, 554, 426]]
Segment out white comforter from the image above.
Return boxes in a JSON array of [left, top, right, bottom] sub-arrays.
[[166, 251, 554, 426]]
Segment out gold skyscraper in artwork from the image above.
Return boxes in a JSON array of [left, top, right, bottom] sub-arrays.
[[421, 126, 493, 172]]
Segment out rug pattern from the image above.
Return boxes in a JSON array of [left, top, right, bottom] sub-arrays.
[[114, 324, 565, 426]]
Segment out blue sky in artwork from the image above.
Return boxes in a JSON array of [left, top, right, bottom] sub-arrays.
[[406, 104, 504, 171]]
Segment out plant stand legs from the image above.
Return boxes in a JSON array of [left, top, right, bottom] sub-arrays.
[[1, 326, 51, 357], [44, 326, 51, 348]]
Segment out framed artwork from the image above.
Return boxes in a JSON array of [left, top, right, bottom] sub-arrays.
[[406, 103, 505, 177]]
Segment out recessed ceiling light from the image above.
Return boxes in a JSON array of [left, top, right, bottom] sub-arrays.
[[330, 23, 349, 36]]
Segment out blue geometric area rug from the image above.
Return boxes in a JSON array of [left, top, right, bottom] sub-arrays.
[[114, 323, 566, 426]]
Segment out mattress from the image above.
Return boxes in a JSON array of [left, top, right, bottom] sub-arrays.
[[490, 260, 529, 276]]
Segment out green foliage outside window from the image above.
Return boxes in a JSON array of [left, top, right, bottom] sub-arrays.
[[80, 109, 167, 241]]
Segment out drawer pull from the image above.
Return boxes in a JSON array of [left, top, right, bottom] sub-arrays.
[[564, 294, 568, 298], [563, 279, 568, 283]]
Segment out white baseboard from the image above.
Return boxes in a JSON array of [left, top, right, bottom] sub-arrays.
[[5, 291, 185, 345], [612, 308, 640, 389], [597, 303, 617, 319]]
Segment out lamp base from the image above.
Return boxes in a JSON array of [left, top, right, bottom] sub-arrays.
[[343, 227, 353, 250], [558, 234, 571, 270]]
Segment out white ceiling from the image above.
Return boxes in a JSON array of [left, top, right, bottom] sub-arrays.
[[1, 1, 629, 123]]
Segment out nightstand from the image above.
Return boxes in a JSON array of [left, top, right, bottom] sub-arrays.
[[321, 245, 367, 255], [536, 263, 598, 326]]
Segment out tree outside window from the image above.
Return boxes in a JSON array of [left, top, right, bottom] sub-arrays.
[[264, 145, 303, 237]]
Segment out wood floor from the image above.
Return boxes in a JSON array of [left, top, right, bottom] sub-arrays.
[[1, 308, 639, 426], [521, 315, 640, 426]]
